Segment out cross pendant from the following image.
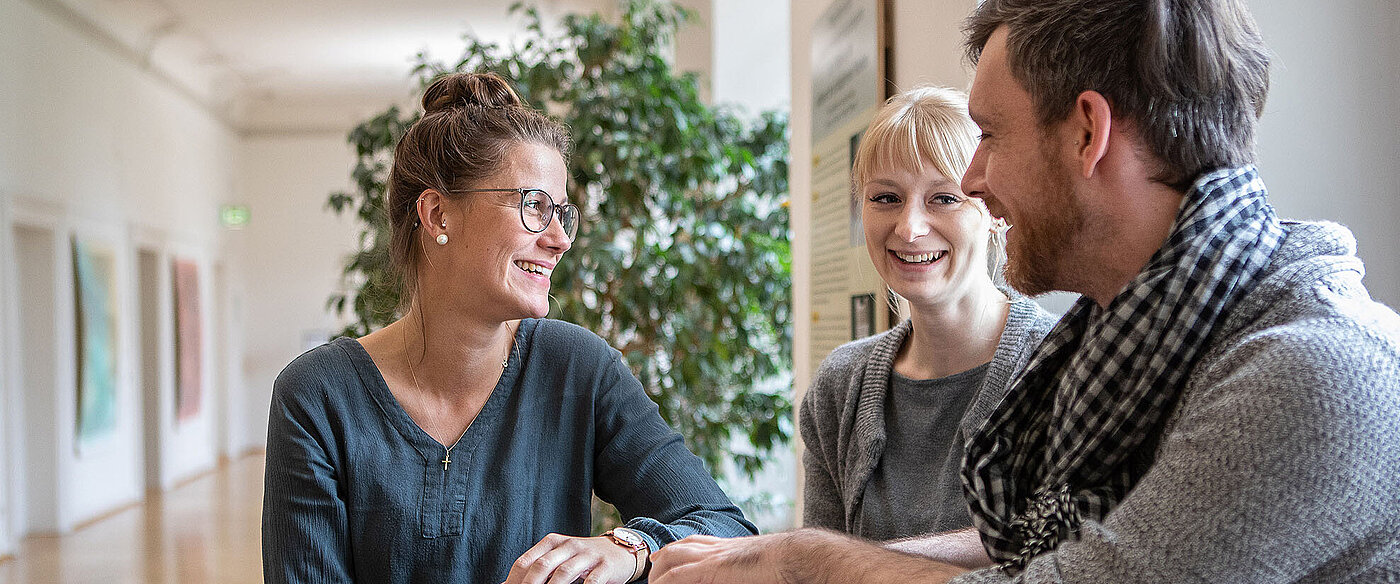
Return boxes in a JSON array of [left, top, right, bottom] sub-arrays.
[[441, 451, 451, 472]]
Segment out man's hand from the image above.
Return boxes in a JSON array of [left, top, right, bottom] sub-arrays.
[[503, 533, 639, 584], [649, 534, 794, 584]]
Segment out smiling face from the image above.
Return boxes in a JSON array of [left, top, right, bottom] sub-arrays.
[[427, 141, 571, 322], [961, 26, 1085, 297], [862, 162, 994, 309]]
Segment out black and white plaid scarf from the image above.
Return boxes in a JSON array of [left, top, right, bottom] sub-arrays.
[[961, 166, 1284, 573]]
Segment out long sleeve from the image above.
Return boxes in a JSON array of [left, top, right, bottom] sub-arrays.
[[952, 314, 1400, 584], [799, 379, 845, 531], [590, 351, 759, 551], [262, 359, 353, 584]]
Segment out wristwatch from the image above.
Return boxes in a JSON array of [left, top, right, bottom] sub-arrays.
[[602, 527, 649, 582]]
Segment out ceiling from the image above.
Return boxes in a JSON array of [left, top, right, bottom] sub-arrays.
[[35, 0, 614, 134]]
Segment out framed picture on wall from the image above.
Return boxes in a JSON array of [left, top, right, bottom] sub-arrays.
[[851, 293, 875, 340], [73, 236, 120, 446], [172, 257, 202, 423]]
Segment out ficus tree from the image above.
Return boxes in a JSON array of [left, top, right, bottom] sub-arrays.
[[326, 0, 793, 482]]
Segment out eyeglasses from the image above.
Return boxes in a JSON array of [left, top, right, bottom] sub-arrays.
[[413, 188, 580, 242]]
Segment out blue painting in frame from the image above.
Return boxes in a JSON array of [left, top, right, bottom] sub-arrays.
[[73, 236, 119, 445]]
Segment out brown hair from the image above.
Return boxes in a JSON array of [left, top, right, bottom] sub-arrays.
[[965, 0, 1271, 189], [387, 72, 572, 311]]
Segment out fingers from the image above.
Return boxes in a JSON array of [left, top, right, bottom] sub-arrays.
[[582, 563, 618, 584], [505, 533, 573, 584], [504, 533, 631, 584], [545, 552, 600, 584]]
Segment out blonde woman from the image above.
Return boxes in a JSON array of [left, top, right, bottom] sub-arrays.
[[800, 86, 1057, 542]]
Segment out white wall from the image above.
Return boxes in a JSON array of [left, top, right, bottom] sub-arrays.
[[675, 0, 715, 103], [1, 0, 232, 538], [885, 0, 977, 92], [711, 0, 792, 115], [787, 0, 822, 524], [7, 220, 62, 543], [1249, 0, 1400, 307], [229, 133, 358, 451], [0, 195, 9, 557]]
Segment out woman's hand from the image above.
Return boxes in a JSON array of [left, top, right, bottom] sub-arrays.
[[503, 533, 641, 584]]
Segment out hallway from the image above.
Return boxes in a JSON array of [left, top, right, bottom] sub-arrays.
[[0, 454, 264, 584]]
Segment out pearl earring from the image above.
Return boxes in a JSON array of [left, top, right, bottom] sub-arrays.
[[435, 219, 449, 245]]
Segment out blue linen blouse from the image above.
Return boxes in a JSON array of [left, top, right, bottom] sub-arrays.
[[262, 318, 757, 583]]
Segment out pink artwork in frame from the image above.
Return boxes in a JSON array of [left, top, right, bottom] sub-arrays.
[[173, 258, 202, 422]]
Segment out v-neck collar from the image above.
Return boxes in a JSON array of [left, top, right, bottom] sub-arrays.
[[333, 323, 527, 462]]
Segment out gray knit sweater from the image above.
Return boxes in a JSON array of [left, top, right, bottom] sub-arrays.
[[952, 221, 1400, 583], [801, 298, 1058, 538]]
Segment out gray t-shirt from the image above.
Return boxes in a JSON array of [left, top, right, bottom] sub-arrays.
[[858, 364, 988, 539], [800, 299, 1060, 540]]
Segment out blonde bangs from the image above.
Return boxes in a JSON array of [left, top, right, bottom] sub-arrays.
[[852, 85, 980, 194]]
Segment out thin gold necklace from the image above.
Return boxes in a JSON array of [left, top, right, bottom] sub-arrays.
[[402, 320, 516, 472]]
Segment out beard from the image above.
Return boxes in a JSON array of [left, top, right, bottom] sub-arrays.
[[1001, 155, 1085, 297]]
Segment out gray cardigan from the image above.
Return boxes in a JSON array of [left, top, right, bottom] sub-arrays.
[[801, 298, 1058, 537], [952, 221, 1400, 583]]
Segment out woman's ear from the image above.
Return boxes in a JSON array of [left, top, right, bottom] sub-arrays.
[[416, 189, 450, 235]]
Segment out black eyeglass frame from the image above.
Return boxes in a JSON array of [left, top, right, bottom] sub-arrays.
[[410, 187, 579, 242]]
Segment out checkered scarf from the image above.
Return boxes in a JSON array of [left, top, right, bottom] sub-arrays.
[[961, 167, 1284, 573]]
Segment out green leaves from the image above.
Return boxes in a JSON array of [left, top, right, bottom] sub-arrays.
[[326, 0, 792, 480]]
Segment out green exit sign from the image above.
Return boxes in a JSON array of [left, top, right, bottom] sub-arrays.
[[220, 205, 250, 228]]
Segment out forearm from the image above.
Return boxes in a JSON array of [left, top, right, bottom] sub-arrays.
[[778, 529, 968, 584], [596, 361, 759, 543], [626, 504, 758, 547], [884, 528, 993, 570]]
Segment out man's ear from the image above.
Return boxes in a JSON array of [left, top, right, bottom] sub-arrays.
[[1070, 90, 1113, 179]]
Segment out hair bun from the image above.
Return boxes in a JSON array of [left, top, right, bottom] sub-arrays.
[[421, 72, 524, 114]]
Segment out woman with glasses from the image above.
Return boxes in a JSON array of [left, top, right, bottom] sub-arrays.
[[262, 72, 756, 584], [799, 86, 1057, 558]]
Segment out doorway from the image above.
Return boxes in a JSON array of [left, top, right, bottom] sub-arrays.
[[138, 248, 163, 492], [12, 225, 59, 535]]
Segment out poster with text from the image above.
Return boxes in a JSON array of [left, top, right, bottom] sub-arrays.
[[173, 258, 202, 422], [74, 237, 119, 445], [808, 0, 888, 377]]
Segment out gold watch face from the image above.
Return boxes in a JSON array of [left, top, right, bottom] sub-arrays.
[[610, 528, 646, 549]]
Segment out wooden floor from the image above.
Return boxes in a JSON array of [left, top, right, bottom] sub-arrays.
[[0, 454, 265, 584]]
